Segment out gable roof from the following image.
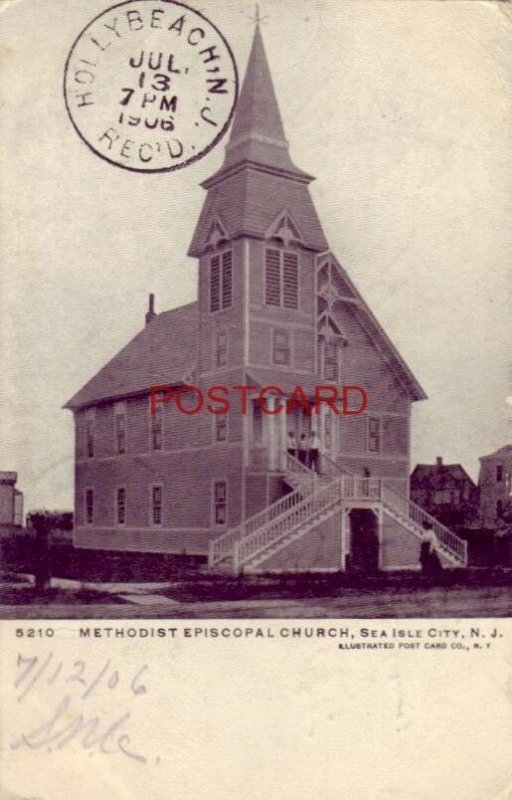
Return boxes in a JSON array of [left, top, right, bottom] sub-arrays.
[[65, 303, 198, 410], [317, 252, 427, 402], [411, 462, 476, 488]]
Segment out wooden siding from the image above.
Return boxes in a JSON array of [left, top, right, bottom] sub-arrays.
[[253, 514, 341, 572], [74, 526, 212, 555], [380, 511, 421, 570], [335, 301, 411, 413], [75, 447, 244, 536], [197, 240, 244, 374], [245, 474, 269, 519]]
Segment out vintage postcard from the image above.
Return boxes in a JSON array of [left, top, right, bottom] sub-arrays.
[[1, 0, 511, 797]]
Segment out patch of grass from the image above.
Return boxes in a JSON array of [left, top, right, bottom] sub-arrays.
[[0, 586, 128, 605], [158, 568, 512, 603]]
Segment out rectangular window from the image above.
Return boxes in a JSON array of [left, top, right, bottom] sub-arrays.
[[116, 413, 126, 454], [252, 402, 263, 444], [215, 415, 228, 443], [210, 250, 233, 312], [151, 406, 163, 451], [265, 249, 298, 309], [213, 480, 227, 526], [323, 341, 339, 381], [85, 489, 94, 525], [151, 485, 163, 526], [215, 330, 228, 367], [86, 418, 94, 458], [496, 465, 503, 482], [368, 416, 381, 453], [497, 499, 503, 517], [116, 487, 126, 526], [273, 328, 291, 366]]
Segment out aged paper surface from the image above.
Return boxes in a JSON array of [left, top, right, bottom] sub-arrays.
[[1, 0, 511, 798]]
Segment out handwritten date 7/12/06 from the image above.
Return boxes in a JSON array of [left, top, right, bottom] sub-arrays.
[[10, 654, 158, 765]]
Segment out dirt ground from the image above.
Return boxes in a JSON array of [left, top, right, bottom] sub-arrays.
[[1, 583, 510, 619]]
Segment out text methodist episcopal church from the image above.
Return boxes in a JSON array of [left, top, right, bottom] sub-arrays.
[[65, 26, 468, 573]]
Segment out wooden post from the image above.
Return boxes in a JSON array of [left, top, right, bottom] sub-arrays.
[[267, 395, 276, 470]]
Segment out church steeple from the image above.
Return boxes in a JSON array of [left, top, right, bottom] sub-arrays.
[[221, 24, 300, 176], [188, 24, 328, 257]]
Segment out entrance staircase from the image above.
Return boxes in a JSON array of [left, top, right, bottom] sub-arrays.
[[208, 454, 468, 573]]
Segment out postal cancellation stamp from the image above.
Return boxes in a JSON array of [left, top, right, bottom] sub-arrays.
[[63, 0, 239, 172]]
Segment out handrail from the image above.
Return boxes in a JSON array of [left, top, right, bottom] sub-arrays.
[[285, 451, 315, 477], [320, 457, 466, 564], [209, 487, 303, 567], [210, 452, 324, 567], [211, 449, 467, 570], [341, 476, 382, 501], [235, 480, 342, 570], [381, 483, 467, 564]]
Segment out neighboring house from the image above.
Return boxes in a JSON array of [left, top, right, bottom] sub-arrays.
[[478, 445, 512, 528], [0, 472, 24, 527], [65, 26, 468, 573], [410, 457, 478, 528]]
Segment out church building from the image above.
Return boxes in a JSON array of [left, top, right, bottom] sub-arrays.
[[65, 26, 467, 573]]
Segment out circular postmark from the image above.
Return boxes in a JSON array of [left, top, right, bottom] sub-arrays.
[[64, 0, 238, 172]]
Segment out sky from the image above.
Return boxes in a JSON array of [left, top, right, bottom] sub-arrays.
[[1, 0, 511, 512]]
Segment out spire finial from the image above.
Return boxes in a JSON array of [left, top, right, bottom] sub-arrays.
[[244, 3, 268, 26]]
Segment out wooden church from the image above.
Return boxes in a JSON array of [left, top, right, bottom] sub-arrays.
[[66, 26, 467, 573]]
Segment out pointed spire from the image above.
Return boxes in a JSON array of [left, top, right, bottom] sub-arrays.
[[220, 25, 306, 177], [229, 25, 286, 146]]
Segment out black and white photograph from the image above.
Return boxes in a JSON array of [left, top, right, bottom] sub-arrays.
[[1, 2, 512, 799], [1, 0, 511, 620]]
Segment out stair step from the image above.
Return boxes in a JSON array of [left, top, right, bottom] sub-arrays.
[[215, 488, 466, 572]]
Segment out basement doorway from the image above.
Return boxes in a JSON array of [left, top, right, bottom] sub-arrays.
[[348, 509, 380, 574]]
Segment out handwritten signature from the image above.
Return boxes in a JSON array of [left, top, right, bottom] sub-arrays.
[[9, 654, 156, 764]]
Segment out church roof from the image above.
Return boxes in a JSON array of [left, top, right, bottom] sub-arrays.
[[68, 27, 426, 412], [218, 24, 307, 178], [189, 25, 327, 256], [65, 303, 198, 410], [189, 168, 328, 256]]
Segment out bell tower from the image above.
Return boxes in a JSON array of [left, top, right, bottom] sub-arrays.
[[189, 23, 329, 382]]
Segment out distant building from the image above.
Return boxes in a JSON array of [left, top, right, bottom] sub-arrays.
[[478, 445, 512, 529], [0, 472, 24, 526], [410, 457, 478, 528]]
